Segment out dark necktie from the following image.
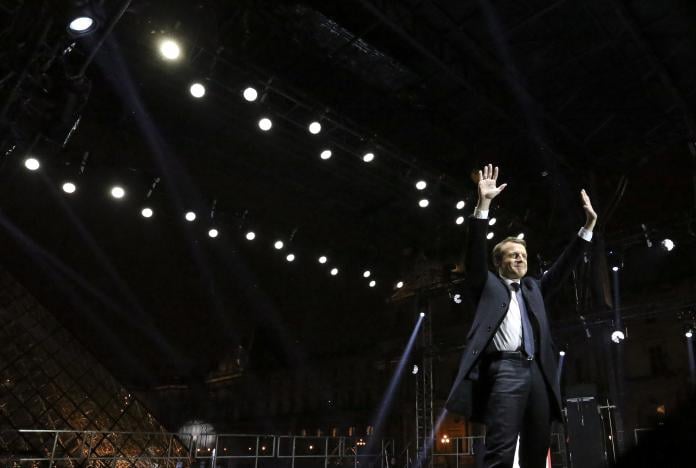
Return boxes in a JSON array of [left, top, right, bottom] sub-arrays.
[[511, 282, 535, 358]]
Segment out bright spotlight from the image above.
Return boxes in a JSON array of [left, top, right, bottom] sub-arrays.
[[486, 232, 495, 240], [308, 121, 322, 134], [208, 228, 219, 238], [456, 216, 464, 225], [369, 280, 376, 288], [62, 182, 76, 194], [396, 281, 404, 289], [320, 149, 332, 160], [141, 207, 153, 218], [286, 253, 295, 262], [243, 87, 258, 102], [415, 180, 427, 190], [488, 217, 497, 226], [318, 255, 327, 264], [611, 330, 625, 343], [110, 186, 125, 199], [517, 233, 525, 240], [559, 350, 566, 357], [159, 39, 181, 60], [456, 200, 466, 210], [363, 270, 371, 278], [245, 231, 256, 241], [419, 311, 425, 318], [330, 267, 339, 276], [611, 266, 619, 272], [687, 330, 693, 339], [258, 117, 272, 131], [362, 152, 375, 163], [185, 211, 196, 222], [189, 82, 206, 98], [411, 365, 419, 375], [453, 293, 462, 304], [274, 240, 284, 250], [661, 239, 675, 252], [68, 16, 94, 33], [24, 158, 40, 171], [418, 199, 429, 208]]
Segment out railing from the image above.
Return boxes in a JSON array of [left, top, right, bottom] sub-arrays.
[[12, 430, 393, 468]]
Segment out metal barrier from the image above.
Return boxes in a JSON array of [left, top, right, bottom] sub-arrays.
[[13, 430, 393, 468]]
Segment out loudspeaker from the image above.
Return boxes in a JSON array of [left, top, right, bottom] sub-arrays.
[[565, 397, 607, 468]]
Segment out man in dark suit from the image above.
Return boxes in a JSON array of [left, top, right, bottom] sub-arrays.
[[445, 164, 597, 468]]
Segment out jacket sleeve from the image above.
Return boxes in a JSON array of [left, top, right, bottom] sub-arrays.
[[539, 234, 590, 299], [464, 217, 489, 296]]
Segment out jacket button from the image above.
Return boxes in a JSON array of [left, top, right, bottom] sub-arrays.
[[501, 303, 507, 308], [486, 326, 492, 332], [472, 349, 478, 355]]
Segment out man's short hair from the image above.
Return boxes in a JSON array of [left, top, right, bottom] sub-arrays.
[[492, 237, 527, 266]]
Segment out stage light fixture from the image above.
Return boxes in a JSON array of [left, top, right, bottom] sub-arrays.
[[419, 311, 425, 317], [486, 232, 495, 240], [418, 199, 429, 208], [68, 16, 95, 34], [611, 330, 625, 343], [362, 152, 374, 163], [243, 87, 258, 101], [517, 233, 525, 240], [456, 200, 466, 210], [488, 217, 497, 226], [330, 267, 339, 276], [208, 228, 219, 238], [412, 365, 419, 375], [396, 281, 404, 289], [612, 266, 619, 272], [686, 330, 693, 339], [62, 182, 76, 194], [661, 239, 675, 252], [189, 82, 206, 98], [286, 253, 295, 262], [369, 280, 376, 287], [185, 211, 196, 222], [274, 240, 284, 250], [453, 293, 462, 304], [456, 216, 464, 225], [245, 231, 256, 240], [258, 117, 272, 131], [24, 158, 40, 171], [415, 180, 427, 190], [320, 149, 332, 160], [110, 186, 125, 199], [159, 39, 181, 60], [308, 121, 321, 134], [318, 255, 327, 264], [141, 207, 153, 218], [559, 350, 566, 356], [363, 270, 371, 278]]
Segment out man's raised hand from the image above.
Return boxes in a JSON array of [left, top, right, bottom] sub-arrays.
[[580, 189, 597, 231], [477, 164, 507, 210]]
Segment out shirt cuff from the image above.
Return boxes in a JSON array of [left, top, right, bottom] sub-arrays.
[[578, 227, 593, 242], [474, 208, 489, 219]]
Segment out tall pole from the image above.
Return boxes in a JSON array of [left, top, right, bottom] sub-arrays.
[[610, 269, 626, 454]]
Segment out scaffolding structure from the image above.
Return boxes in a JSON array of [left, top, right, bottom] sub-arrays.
[[414, 299, 434, 468]]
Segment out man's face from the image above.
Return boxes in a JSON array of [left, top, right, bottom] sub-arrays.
[[498, 242, 528, 279]]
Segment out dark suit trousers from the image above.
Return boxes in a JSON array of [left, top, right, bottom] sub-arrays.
[[480, 354, 551, 468]]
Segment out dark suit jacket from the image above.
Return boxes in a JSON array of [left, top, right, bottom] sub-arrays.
[[445, 217, 590, 422]]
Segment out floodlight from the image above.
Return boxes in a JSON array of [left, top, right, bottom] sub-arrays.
[[24, 158, 40, 171], [258, 117, 272, 131], [190, 82, 206, 98]]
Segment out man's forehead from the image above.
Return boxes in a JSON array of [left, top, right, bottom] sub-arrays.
[[501, 242, 527, 254]]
